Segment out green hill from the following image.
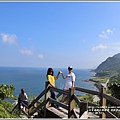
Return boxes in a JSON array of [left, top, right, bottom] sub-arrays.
[[95, 53, 120, 77]]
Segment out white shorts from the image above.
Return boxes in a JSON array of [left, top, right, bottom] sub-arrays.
[[64, 82, 72, 90]]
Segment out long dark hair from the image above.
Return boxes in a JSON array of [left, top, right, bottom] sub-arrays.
[[47, 68, 54, 76]]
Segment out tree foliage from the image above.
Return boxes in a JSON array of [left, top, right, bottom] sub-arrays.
[[107, 74, 120, 100], [0, 84, 16, 100], [0, 100, 19, 118]]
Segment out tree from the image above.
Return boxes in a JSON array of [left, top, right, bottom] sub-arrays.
[[107, 79, 120, 100], [0, 84, 16, 100]]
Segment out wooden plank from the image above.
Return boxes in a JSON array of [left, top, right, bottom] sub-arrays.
[[56, 92, 62, 98], [11, 103, 18, 113], [104, 110, 118, 118], [73, 109, 77, 118], [91, 106, 118, 118], [75, 87, 100, 96], [88, 106, 118, 118], [49, 97, 68, 110], [36, 100, 45, 109], [79, 101, 88, 118], [47, 107, 68, 118], [74, 108, 88, 118], [88, 112, 99, 118], [99, 87, 107, 118], [68, 88, 75, 118], [29, 100, 45, 116], [21, 102, 29, 109], [50, 87, 69, 95], [80, 111, 88, 119], [74, 94, 81, 107], [44, 81, 51, 117], [103, 93, 120, 105], [29, 89, 45, 108], [102, 88, 106, 118], [21, 109, 30, 118]]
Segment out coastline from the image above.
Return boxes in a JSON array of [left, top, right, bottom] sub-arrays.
[[82, 77, 109, 102]]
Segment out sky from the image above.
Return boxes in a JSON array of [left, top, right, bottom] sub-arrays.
[[0, 2, 120, 69]]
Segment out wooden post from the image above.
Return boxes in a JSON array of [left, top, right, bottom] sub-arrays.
[[44, 81, 50, 117], [18, 97, 21, 115], [100, 87, 106, 118], [68, 87, 75, 118], [79, 101, 88, 118]]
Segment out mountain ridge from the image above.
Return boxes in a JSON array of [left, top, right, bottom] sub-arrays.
[[95, 53, 120, 77]]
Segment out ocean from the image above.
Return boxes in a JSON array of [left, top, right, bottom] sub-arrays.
[[0, 66, 97, 102]]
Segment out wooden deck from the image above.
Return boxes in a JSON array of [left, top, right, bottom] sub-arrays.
[[47, 106, 99, 118], [10, 81, 120, 119]]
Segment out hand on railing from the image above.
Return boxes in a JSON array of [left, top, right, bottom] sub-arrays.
[[54, 86, 58, 88]]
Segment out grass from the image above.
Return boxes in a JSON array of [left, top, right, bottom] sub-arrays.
[[91, 76, 109, 83], [77, 94, 94, 103]]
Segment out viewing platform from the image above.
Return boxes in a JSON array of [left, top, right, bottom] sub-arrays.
[[10, 81, 120, 119]]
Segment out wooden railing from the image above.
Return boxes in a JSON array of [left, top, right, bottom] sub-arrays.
[[44, 81, 88, 118], [75, 86, 120, 118], [11, 81, 120, 118], [11, 89, 45, 117]]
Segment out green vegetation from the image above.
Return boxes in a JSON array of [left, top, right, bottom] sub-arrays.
[[91, 77, 108, 83], [78, 94, 94, 103], [94, 53, 120, 118], [95, 53, 120, 77], [107, 74, 120, 100], [0, 100, 19, 118], [0, 84, 16, 100], [0, 84, 20, 118], [92, 73, 120, 100]]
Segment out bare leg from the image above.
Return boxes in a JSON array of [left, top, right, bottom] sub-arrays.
[[61, 94, 66, 103], [61, 89, 68, 104]]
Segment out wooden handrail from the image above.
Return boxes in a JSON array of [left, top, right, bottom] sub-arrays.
[[56, 92, 62, 98], [75, 87, 100, 96], [29, 100, 45, 116], [104, 110, 118, 118], [50, 87, 69, 95], [103, 93, 120, 106], [74, 94, 81, 107], [49, 97, 69, 110], [11, 103, 18, 113], [29, 89, 45, 108], [10, 81, 120, 119], [72, 109, 77, 118]]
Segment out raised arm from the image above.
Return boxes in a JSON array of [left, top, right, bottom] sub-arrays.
[[61, 72, 66, 79], [55, 71, 61, 80]]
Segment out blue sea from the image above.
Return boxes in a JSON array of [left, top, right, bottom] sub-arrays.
[[0, 66, 97, 102]]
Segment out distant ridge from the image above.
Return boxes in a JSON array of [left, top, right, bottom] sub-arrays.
[[95, 53, 120, 77]]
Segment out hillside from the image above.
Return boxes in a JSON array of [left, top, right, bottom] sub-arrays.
[[95, 53, 120, 77]]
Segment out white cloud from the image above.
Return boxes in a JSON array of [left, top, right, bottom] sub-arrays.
[[92, 44, 107, 51], [0, 33, 17, 45], [106, 29, 113, 35], [38, 54, 44, 59], [99, 29, 113, 39], [19, 48, 33, 55]]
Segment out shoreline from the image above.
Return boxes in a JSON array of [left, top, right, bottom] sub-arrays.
[[81, 78, 109, 102]]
